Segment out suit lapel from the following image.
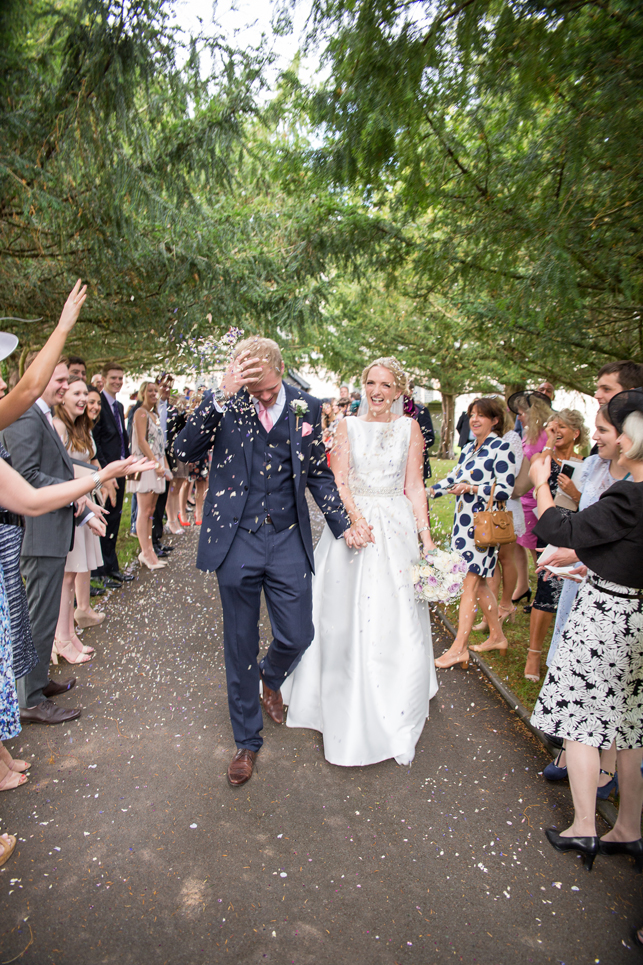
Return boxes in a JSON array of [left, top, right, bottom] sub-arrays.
[[285, 385, 302, 492], [234, 390, 255, 476], [35, 405, 74, 474]]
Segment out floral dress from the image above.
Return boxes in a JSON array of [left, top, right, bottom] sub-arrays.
[[431, 434, 516, 577]]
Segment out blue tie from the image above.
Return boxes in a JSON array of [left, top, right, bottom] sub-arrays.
[[112, 400, 126, 458]]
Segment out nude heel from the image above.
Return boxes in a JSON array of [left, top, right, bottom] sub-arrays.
[[435, 649, 469, 670]]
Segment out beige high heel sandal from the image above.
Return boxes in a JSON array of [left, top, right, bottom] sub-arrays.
[[434, 648, 469, 670], [0, 745, 30, 773], [53, 638, 92, 665], [524, 647, 542, 682]]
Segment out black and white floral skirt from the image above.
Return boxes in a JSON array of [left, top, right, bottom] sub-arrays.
[[531, 572, 643, 750]]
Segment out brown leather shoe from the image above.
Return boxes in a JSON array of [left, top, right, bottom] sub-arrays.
[[20, 699, 81, 725], [260, 674, 284, 724], [227, 749, 257, 787], [43, 677, 77, 698]]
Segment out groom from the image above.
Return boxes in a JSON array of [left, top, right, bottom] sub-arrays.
[[175, 337, 363, 785]]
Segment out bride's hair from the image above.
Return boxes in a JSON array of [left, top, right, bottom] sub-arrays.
[[361, 357, 409, 396]]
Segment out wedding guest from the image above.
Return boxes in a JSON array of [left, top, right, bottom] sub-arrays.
[[529, 390, 643, 873], [90, 373, 104, 392], [1, 358, 103, 724], [536, 381, 555, 402], [151, 374, 176, 556], [0, 442, 152, 755], [127, 381, 171, 570], [594, 360, 643, 406], [404, 384, 435, 480], [53, 377, 114, 662], [455, 410, 473, 450], [430, 397, 516, 667], [0, 281, 89, 783], [508, 391, 552, 607], [164, 392, 187, 534], [540, 404, 627, 797], [471, 405, 526, 636], [524, 409, 588, 683], [349, 391, 361, 415], [92, 363, 134, 586], [67, 356, 86, 381]]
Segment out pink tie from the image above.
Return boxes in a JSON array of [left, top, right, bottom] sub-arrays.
[[257, 403, 273, 433]]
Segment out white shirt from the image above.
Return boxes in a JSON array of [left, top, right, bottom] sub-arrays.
[[251, 383, 286, 425], [36, 397, 55, 427], [158, 398, 168, 446]]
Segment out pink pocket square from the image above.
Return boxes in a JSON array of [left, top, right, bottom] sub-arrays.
[[301, 422, 313, 437]]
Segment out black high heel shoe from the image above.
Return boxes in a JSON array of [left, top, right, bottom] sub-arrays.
[[599, 837, 643, 873], [511, 588, 532, 606], [545, 828, 599, 871]]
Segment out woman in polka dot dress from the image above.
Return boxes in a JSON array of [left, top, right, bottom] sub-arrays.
[[429, 398, 516, 669]]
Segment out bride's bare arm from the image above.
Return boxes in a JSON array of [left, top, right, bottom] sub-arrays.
[[329, 420, 374, 545], [404, 420, 436, 553]]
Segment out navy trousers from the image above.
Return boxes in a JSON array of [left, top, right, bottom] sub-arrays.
[[216, 522, 313, 751]]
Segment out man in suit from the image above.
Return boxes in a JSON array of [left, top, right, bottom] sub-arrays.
[[2, 360, 101, 723], [151, 374, 175, 558], [175, 338, 365, 787], [92, 362, 134, 586]]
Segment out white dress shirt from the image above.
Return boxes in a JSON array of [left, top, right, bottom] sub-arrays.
[[251, 383, 286, 426]]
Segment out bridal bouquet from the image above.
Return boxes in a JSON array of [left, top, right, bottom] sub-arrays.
[[411, 550, 467, 604]]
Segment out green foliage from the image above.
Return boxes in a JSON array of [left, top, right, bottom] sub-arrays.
[[294, 0, 643, 389]]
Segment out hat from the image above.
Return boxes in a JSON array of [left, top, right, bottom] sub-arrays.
[[0, 332, 19, 362], [607, 389, 643, 433], [507, 390, 553, 415]]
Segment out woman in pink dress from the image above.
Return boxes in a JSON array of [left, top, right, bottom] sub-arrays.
[[507, 392, 552, 606]]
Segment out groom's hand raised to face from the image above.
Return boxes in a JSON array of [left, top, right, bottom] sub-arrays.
[[220, 350, 265, 400]]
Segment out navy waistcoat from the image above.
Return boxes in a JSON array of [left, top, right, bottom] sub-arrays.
[[239, 408, 297, 532]]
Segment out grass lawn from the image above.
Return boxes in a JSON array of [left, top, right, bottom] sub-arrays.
[[429, 457, 548, 713], [114, 492, 140, 572]]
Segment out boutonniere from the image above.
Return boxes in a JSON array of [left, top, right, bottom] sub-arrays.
[[290, 399, 309, 432]]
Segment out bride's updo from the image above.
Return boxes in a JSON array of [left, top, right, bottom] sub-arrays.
[[361, 357, 410, 397]]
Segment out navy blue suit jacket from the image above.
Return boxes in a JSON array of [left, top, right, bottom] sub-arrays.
[[174, 383, 349, 572]]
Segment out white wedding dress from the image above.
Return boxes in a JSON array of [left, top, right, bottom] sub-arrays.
[[282, 417, 438, 767]]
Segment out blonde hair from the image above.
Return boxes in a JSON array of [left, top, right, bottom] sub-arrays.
[[233, 336, 283, 374], [622, 411, 643, 460], [547, 408, 589, 449], [361, 357, 409, 395], [137, 381, 158, 412], [524, 397, 552, 445]]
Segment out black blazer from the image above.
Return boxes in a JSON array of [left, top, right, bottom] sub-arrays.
[[175, 383, 349, 572], [533, 481, 643, 588], [93, 393, 130, 467]]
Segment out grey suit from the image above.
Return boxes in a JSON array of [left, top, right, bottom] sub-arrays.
[[1, 404, 86, 707]]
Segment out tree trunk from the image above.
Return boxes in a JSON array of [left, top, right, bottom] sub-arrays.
[[438, 391, 456, 458]]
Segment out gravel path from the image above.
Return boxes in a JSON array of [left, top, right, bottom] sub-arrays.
[[0, 521, 640, 964]]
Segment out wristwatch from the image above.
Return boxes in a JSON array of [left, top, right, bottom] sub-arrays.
[[91, 471, 103, 496], [214, 388, 228, 405]]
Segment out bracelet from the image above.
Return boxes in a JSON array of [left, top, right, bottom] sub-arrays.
[[542, 446, 554, 453], [417, 525, 429, 535], [91, 471, 103, 496], [533, 482, 547, 497], [351, 515, 365, 525]]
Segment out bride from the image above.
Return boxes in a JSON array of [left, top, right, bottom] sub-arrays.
[[282, 357, 439, 766]]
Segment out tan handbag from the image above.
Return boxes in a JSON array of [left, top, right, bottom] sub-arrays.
[[474, 481, 516, 548]]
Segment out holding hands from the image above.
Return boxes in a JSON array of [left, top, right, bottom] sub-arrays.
[[344, 516, 375, 549]]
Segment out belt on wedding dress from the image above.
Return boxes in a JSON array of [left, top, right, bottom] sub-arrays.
[[588, 577, 643, 600], [350, 485, 404, 497]]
